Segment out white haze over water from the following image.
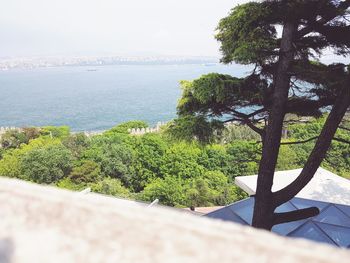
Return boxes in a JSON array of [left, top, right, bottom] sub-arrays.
[[0, 0, 346, 64], [0, 0, 248, 58]]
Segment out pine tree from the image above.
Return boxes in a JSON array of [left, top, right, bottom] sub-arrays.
[[175, 0, 350, 229]]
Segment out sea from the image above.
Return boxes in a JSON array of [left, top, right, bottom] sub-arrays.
[[0, 63, 250, 131]]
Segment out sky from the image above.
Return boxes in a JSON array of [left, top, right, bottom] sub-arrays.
[[0, 0, 249, 58]]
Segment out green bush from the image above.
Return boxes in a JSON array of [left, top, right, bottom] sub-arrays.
[[141, 176, 186, 206], [89, 177, 130, 198], [41, 126, 70, 138], [21, 144, 73, 184], [69, 160, 102, 184], [56, 177, 86, 191], [130, 133, 167, 191], [0, 130, 27, 149], [106, 120, 148, 134]]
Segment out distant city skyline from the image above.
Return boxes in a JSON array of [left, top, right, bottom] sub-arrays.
[[0, 0, 248, 58], [0, 55, 220, 71]]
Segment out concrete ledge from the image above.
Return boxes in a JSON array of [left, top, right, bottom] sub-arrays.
[[0, 177, 349, 263]]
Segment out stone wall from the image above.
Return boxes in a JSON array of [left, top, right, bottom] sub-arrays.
[[0, 127, 20, 136], [128, 121, 167, 135], [0, 177, 349, 263]]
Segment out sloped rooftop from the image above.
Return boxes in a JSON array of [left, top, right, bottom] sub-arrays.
[[205, 197, 350, 248], [1, 177, 350, 262]]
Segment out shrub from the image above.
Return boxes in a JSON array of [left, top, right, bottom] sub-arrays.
[[21, 144, 73, 184], [90, 177, 130, 198]]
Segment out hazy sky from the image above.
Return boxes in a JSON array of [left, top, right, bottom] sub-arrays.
[[0, 0, 249, 58]]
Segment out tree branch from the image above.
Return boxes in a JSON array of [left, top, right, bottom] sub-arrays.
[[333, 137, 350, 144], [280, 136, 350, 145], [283, 119, 312, 125], [247, 108, 266, 118], [273, 207, 320, 225], [223, 118, 243, 123], [244, 119, 264, 137], [273, 84, 350, 207], [231, 109, 249, 118], [225, 108, 266, 137], [339, 125, 350, 132], [280, 136, 318, 145], [231, 108, 266, 119], [296, 1, 350, 38], [279, 135, 350, 146]]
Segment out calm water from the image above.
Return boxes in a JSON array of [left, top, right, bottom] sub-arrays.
[[0, 64, 249, 131]]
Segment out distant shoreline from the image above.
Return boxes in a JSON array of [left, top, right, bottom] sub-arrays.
[[0, 55, 219, 71], [0, 121, 169, 137]]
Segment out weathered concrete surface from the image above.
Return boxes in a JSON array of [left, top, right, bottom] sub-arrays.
[[0, 177, 349, 263]]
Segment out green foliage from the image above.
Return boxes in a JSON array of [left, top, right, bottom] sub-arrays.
[[0, 150, 22, 178], [141, 176, 186, 206], [185, 178, 214, 207], [160, 142, 205, 180], [166, 115, 223, 143], [101, 143, 134, 183], [21, 144, 73, 184], [22, 127, 41, 141], [62, 133, 90, 157], [198, 145, 231, 175], [177, 74, 266, 118], [217, 1, 350, 64], [220, 124, 261, 143], [276, 116, 350, 178], [0, 118, 347, 207], [0, 148, 5, 159], [56, 177, 86, 191], [106, 120, 148, 134], [185, 171, 247, 207], [0, 130, 27, 149], [0, 137, 62, 179], [142, 171, 247, 207], [82, 134, 135, 186], [167, 75, 267, 143], [216, 2, 277, 64], [0, 127, 41, 150], [226, 141, 260, 178], [130, 133, 167, 191], [90, 177, 130, 198], [323, 141, 350, 178], [276, 145, 299, 171], [288, 117, 325, 139], [69, 160, 101, 184], [41, 126, 70, 138]]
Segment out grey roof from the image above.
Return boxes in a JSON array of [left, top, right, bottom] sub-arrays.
[[205, 197, 350, 248]]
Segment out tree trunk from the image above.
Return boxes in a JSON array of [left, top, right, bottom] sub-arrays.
[[252, 21, 297, 230], [273, 84, 350, 207]]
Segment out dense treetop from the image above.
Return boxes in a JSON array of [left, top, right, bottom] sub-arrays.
[[173, 0, 350, 143]]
